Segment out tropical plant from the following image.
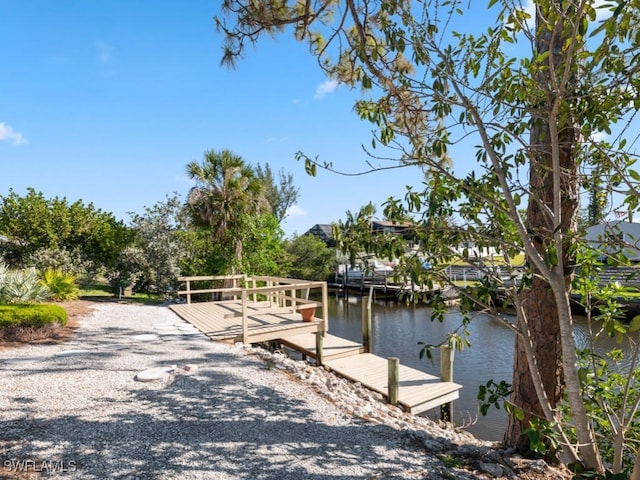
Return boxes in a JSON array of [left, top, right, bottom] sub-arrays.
[[39, 269, 79, 301], [0, 263, 50, 303], [216, 0, 640, 474], [185, 149, 270, 274]]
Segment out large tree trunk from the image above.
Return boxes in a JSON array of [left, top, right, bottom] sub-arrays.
[[505, 279, 564, 452], [504, 5, 579, 451]]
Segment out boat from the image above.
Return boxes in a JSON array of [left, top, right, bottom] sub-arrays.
[[340, 261, 394, 281]]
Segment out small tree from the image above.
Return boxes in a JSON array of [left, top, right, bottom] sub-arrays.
[[285, 233, 335, 280], [128, 194, 186, 294], [255, 163, 300, 223]]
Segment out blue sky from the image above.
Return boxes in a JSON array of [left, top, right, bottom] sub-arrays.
[[0, 1, 426, 238]]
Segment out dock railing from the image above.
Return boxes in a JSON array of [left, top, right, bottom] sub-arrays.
[[176, 275, 329, 340], [177, 274, 248, 304]]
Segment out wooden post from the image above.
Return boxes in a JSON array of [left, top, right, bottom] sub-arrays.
[[440, 345, 454, 421], [388, 357, 399, 406], [362, 288, 373, 353], [343, 265, 349, 299], [316, 329, 324, 366], [241, 290, 248, 344], [186, 279, 191, 304], [291, 287, 297, 314], [322, 282, 329, 333]]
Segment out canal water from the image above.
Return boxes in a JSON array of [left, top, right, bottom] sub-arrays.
[[323, 293, 634, 442]]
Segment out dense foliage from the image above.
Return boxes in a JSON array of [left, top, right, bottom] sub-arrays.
[[0, 188, 133, 273], [112, 194, 188, 294], [0, 160, 308, 295], [284, 234, 336, 280]]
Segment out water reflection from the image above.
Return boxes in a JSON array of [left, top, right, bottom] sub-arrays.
[[325, 294, 639, 442]]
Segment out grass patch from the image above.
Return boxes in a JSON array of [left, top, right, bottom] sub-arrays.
[[79, 281, 113, 298], [124, 292, 165, 305], [79, 281, 164, 305]]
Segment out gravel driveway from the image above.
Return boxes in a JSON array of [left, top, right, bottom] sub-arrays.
[[0, 302, 549, 479]]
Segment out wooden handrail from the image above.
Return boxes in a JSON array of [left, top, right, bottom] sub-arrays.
[[176, 274, 328, 335]]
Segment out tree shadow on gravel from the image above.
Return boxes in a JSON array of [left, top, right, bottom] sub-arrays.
[[0, 351, 490, 480]]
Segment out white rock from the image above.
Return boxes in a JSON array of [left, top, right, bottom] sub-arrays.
[[132, 334, 160, 342], [4, 355, 47, 364], [54, 349, 93, 357], [135, 366, 175, 382]]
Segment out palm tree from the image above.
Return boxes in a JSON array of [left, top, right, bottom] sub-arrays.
[[185, 149, 268, 274]]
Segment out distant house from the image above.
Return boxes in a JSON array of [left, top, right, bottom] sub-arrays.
[[370, 220, 413, 237], [305, 220, 415, 248], [586, 220, 640, 262], [304, 224, 336, 247]]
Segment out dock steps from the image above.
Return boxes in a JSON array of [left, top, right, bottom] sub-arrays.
[[279, 333, 364, 361], [280, 333, 462, 415], [324, 353, 461, 415]]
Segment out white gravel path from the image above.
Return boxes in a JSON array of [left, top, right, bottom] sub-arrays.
[[0, 302, 548, 479]]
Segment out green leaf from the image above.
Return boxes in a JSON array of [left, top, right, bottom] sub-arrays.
[[630, 315, 640, 332]]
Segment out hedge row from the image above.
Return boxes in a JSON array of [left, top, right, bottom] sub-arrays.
[[0, 304, 68, 328]]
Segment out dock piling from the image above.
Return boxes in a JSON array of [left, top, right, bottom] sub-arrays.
[[440, 345, 454, 421], [388, 357, 400, 406], [362, 288, 373, 353]]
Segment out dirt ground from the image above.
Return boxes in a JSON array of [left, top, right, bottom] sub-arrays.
[[0, 300, 95, 351]]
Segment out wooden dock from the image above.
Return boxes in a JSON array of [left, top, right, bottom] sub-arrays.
[[280, 332, 364, 361], [170, 300, 324, 344], [171, 275, 462, 416], [281, 334, 461, 414], [170, 275, 328, 344], [330, 275, 443, 302]]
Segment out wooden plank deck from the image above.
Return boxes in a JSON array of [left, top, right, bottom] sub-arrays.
[[169, 300, 323, 344], [280, 333, 364, 361], [324, 353, 462, 414], [169, 298, 461, 415]]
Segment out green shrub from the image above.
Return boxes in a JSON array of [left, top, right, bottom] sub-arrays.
[[0, 263, 51, 303], [0, 303, 67, 328], [39, 268, 79, 301], [28, 247, 95, 284]]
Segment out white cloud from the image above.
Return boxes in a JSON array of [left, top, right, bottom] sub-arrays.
[[590, 131, 608, 142], [0, 122, 27, 145], [95, 41, 116, 77], [95, 41, 113, 65], [266, 136, 289, 143], [519, 0, 612, 31], [314, 79, 338, 99], [286, 204, 307, 218]]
